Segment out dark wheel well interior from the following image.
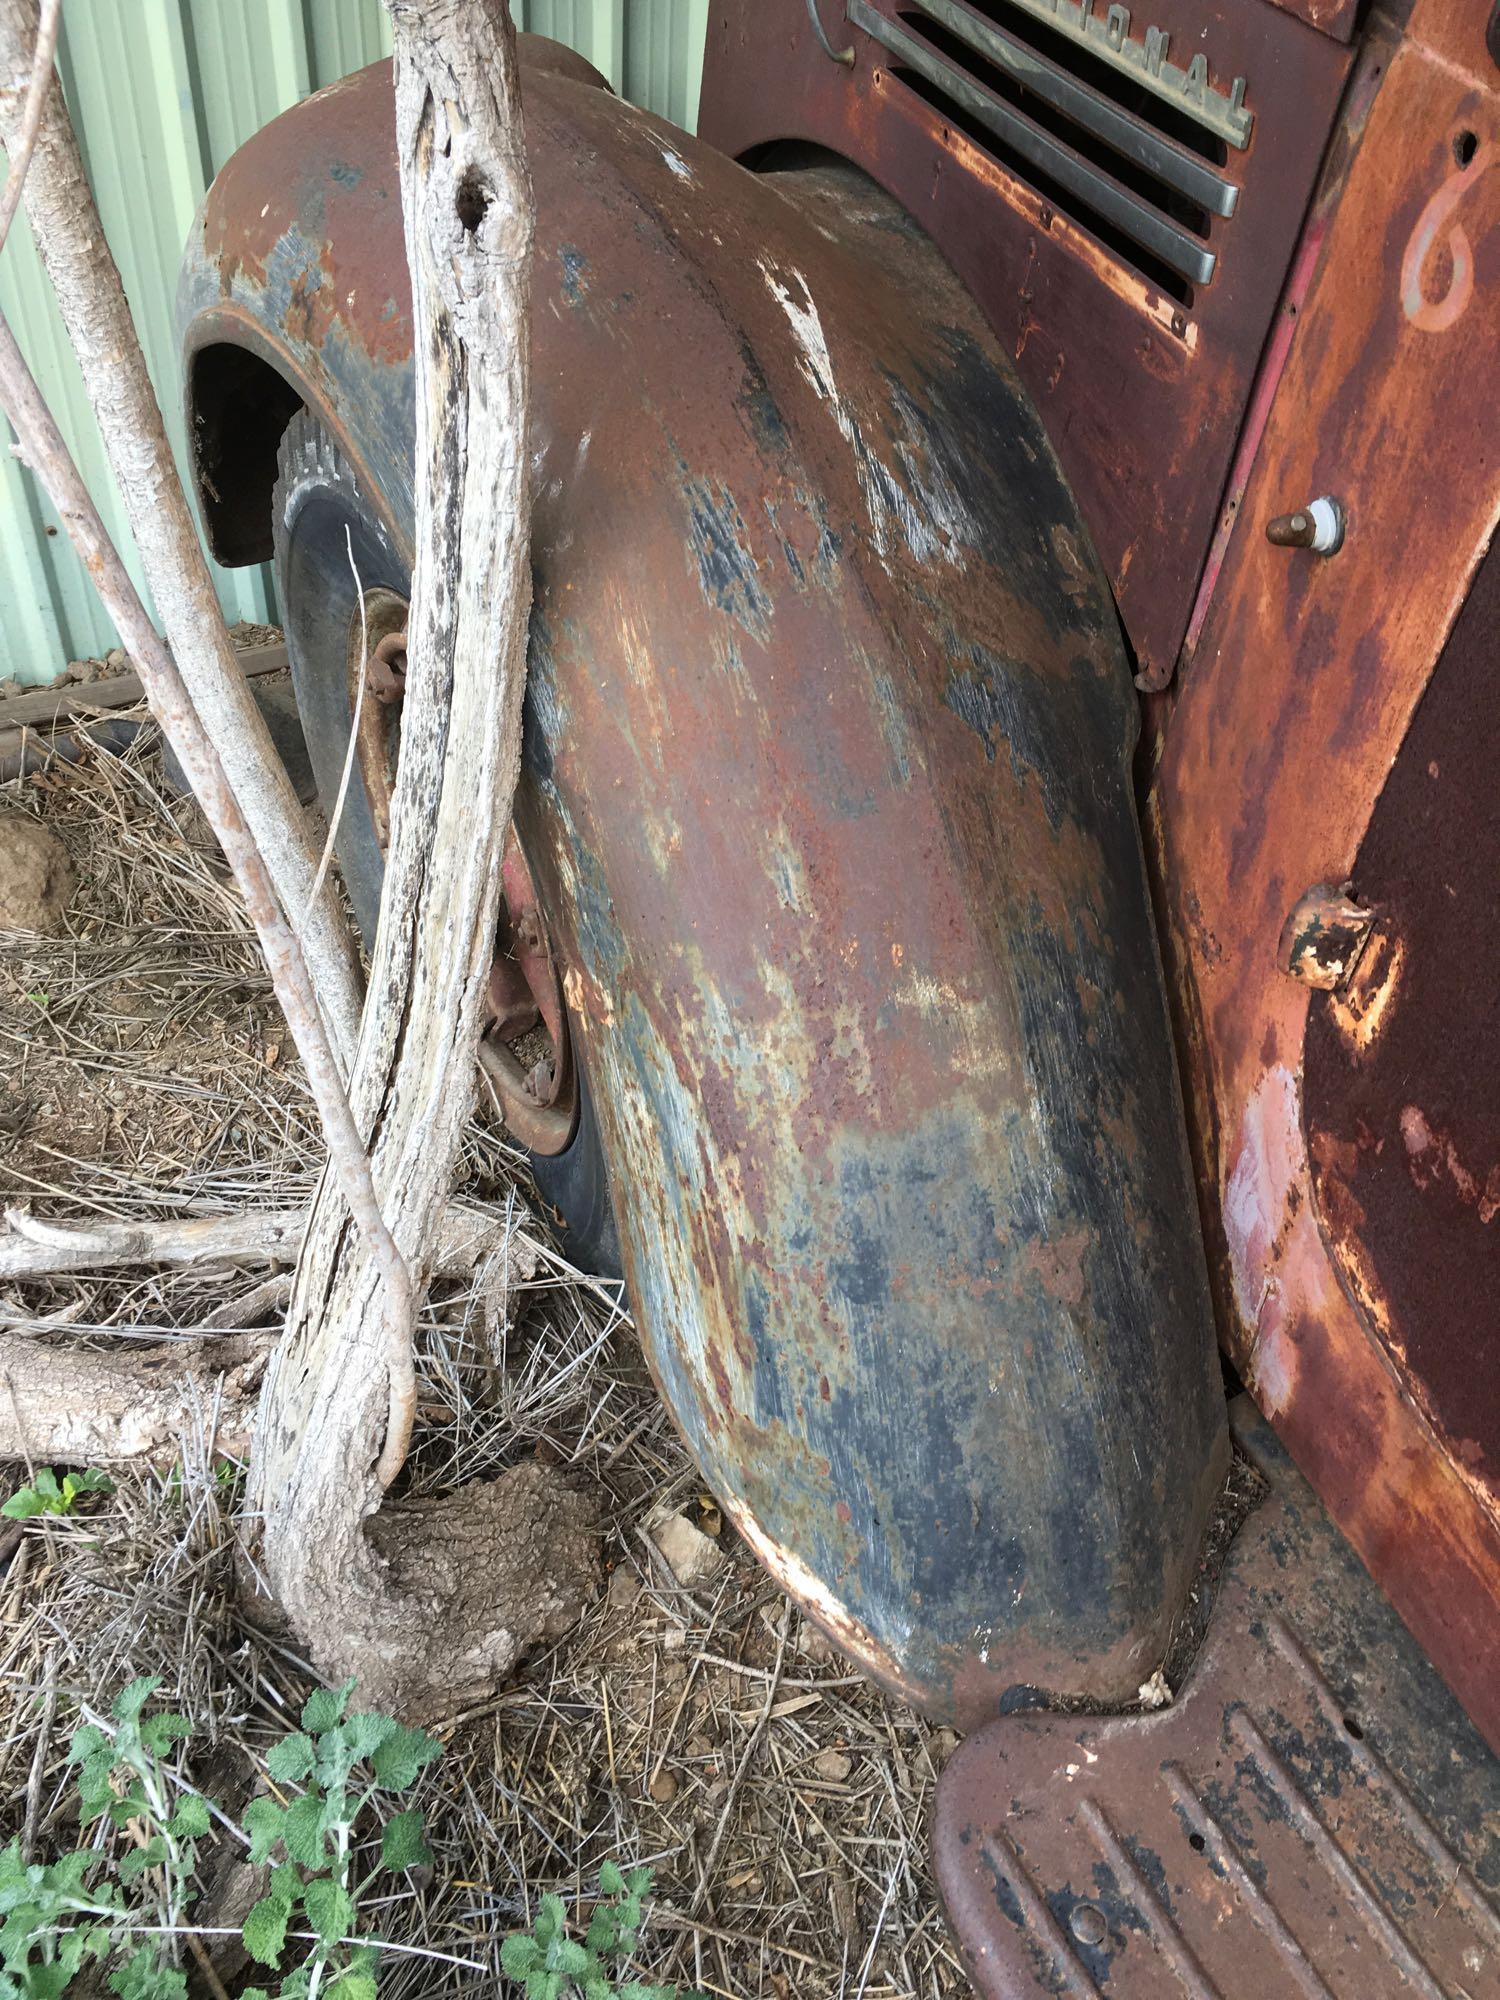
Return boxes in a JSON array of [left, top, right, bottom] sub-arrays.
[[188, 343, 303, 567], [738, 138, 859, 174]]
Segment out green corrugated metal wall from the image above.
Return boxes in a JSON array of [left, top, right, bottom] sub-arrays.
[[0, 0, 708, 683]]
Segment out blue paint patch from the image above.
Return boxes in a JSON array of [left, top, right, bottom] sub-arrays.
[[559, 245, 590, 307], [746, 1270, 790, 1430], [736, 339, 790, 457], [521, 602, 561, 784], [941, 645, 1076, 833], [679, 472, 774, 642]]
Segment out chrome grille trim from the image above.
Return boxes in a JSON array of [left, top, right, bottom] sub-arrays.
[[849, 0, 1218, 287], [996, 0, 1253, 149], [905, 0, 1239, 217]]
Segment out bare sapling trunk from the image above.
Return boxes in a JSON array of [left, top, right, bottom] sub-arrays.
[[0, 17, 414, 1496], [244, 0, 597, 1716], [0, 0, 363, 1067], [0, 0, 52, 250], [0, 0, 595, 1717]]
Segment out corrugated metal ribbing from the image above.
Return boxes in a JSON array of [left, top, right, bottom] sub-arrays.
[[0, 0, 706, 683], [623, 0, 708, 134]]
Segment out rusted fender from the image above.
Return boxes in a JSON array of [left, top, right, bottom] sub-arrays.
[[179, 53, 1228, 1724]]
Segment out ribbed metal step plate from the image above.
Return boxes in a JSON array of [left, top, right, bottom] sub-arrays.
[[933, 1400, 1500, 1998]]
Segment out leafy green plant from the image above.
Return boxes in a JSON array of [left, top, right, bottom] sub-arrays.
[[0, 1676, 440, 1998], [236, 1676, 440, 2000], [500, 1864, 699, 2000], [0, 1675, 200, 1998], [0, 1841, 119, 1999], [2, 1469, 114, 1521]]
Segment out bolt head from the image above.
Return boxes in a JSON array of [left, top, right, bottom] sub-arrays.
[[1069, 1902, 1108, 1947]]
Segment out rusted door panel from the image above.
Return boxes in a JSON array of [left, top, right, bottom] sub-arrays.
[[699, 0, 1352, 690], [181, 65, 1228, 1723], [1304, 541, 1500, 1510], [1151, 0, 1500, 1749]]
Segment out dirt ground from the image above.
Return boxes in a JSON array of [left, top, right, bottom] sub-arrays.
[[0, 701, 968, 1996]]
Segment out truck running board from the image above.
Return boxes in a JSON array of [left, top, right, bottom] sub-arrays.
[[933, 1400, 1500, 1998]]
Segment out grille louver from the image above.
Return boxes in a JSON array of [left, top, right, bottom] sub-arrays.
[[847, 0, 1246, 300]]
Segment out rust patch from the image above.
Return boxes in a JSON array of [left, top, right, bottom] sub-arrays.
[[1151, 1, 1500, 1747]]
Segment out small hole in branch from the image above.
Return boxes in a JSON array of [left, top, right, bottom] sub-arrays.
[[455, 170, 491, 234]]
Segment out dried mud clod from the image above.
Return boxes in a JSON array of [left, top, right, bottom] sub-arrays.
[[0, 809, 74, 934]]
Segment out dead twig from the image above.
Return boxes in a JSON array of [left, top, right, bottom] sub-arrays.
[[19, 1647, 53, 1862], [0, 0, 55, 253], [0, 1202, 542, 1284]]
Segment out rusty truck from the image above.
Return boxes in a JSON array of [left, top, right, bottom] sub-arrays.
[[177, 2, 1500, 1990]]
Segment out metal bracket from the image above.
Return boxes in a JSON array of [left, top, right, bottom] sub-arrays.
[[1279, 883, 1375, 990], [806, 0, 855, 65]]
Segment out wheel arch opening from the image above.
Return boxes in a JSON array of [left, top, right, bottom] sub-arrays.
[[187, 340, 304, 568]]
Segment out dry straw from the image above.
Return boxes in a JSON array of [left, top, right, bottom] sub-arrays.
[[0, 707, 965, 1996]]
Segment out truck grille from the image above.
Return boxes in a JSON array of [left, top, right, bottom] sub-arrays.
[[846, 0, 1246, 302]]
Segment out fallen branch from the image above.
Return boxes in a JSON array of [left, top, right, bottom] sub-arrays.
[[0, 640, 289, 733], [0, 1204, 542, 1465], [0, 643, 291, 784], [0, 1203, 539, 1284], [0, 1330, 271, 1464]]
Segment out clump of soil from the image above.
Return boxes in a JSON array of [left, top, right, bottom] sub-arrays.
[[0, 810, 74, 934]]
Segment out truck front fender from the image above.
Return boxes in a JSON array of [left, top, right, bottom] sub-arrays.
[[180, 55, 1228, 1725]]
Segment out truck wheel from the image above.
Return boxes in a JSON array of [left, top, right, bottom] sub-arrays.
[[272, 409, 621, 1278]]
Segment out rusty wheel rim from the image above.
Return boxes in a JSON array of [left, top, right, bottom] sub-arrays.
[[345, 586, 408, 849], [345, 593, 578, 1157], [477, 833, 577, 1156]]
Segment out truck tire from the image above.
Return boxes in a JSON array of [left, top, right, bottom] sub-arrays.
[[271, 409, 621, 1279]]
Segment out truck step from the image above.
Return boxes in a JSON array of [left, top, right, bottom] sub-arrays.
[[933, 1400, 1500, 1998]]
